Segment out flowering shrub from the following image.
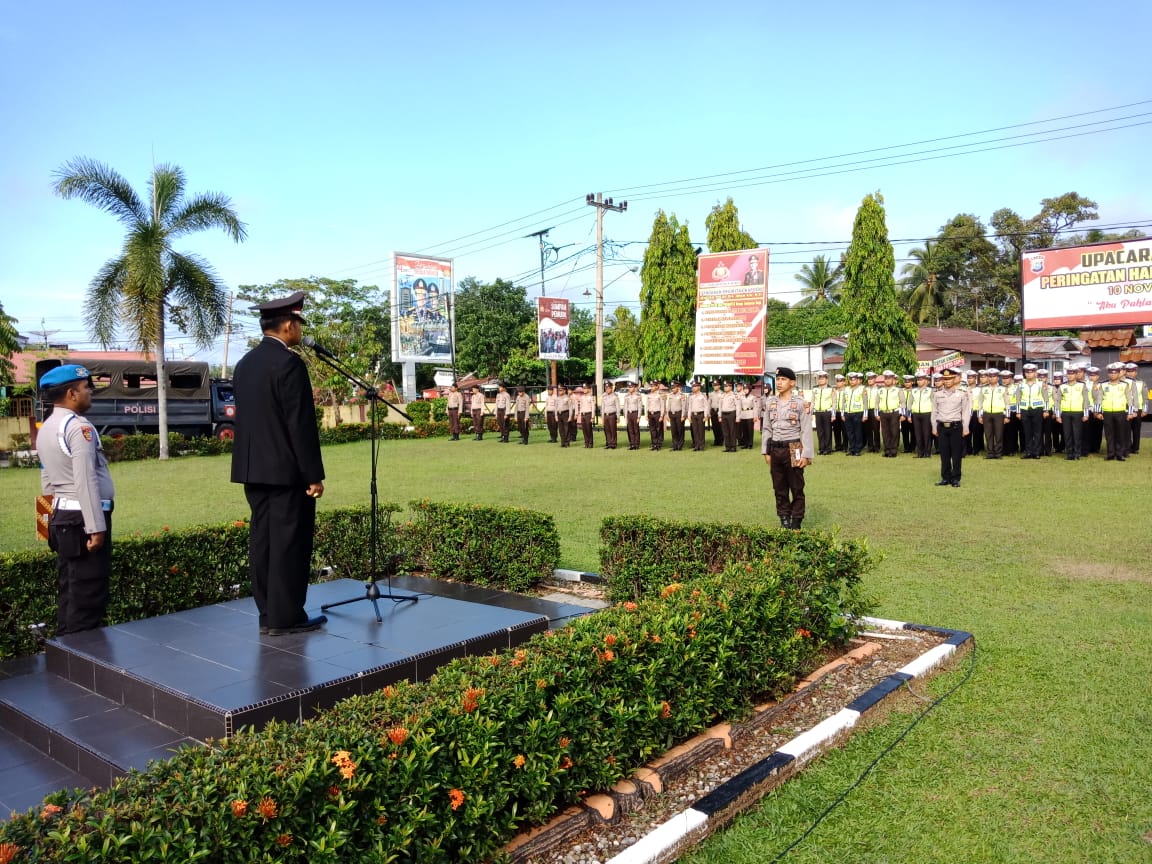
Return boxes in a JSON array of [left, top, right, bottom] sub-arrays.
[[0, 549, 871, 862]]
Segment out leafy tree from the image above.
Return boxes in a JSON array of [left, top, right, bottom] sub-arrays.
[[705, 197, 757, 253], [639, 211, 697, 381], [840, 192, 917, 374], [765, 299, 847, 347], [0, 303, 18, 388], [53, 158, 245, 459], [900, 241, 950, 325], [794, 254, 844, 305], [237, 278, 397, 412], [605, 305, 641, 370], [454, 277, 533, 378]]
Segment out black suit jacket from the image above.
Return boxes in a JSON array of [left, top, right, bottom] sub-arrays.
[[230, 337, 325, 487]]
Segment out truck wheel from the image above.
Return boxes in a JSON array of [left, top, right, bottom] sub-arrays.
[[105, 427, 129, 439], [215, 424, 235, 441]]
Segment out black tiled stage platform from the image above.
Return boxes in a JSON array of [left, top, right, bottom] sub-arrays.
[[0, 577, 591, 811]]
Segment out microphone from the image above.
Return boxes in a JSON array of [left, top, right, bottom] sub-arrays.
[[302, 336, 338, 360]]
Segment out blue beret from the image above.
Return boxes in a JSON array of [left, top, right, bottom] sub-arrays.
[[39, 364, 91, 389]]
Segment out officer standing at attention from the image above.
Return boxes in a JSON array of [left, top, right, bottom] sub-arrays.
[[810, 371, 834, 455], [601, 382, 620, 449], [930, 367, 970, 487], [470, 387, 487, 440], [544, 385, 559, 443], [832, 374, 848, 452], [38, 365, 116, 635], [1054, 365, 1089, 460], [514, 386, 531, 445], [624, 381, 644, 450], [908, 371, 934, 458], [666, 381, 687, 451], [1017, 363, 1049, 459], [737, 383, 758, 449], [877, 370, 903, 458], [761, 367, 813, 530], [555, 385, 572, 447], [578, 386, 596, 448], [446, 383, 463, 441], [494, 383, 512, 443], [232, 292, 327, 635], [842, 372, 866, 456], [719, 380, 740, 452], [1095, 362, 1136, 461], [900, 374, 916, 453], [646, 382, 667, 451], [1124, 363, 1146, 454], [708, 380, 724, 447], [688, 381, 709, 451]]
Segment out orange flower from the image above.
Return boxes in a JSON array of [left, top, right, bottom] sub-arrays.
[[536, 678, 547, 689], [796, 628, 812, 639], [169, 565, 179, 575], [231, 799, 249, 818], [340, 763, 356, 779], [651, 634, 662, 644], [461, 687, 484, 713], [623, 601, 638, 611], [660, 701, 672, 719], [605, 754, 616, 765], [376, 813, 389, 825], [386, 726, 409, 746], [233, 520, 245, 527], [0, 843, 21, 864], [601, 649, 615, 662], [513, 754, 526, 769], [382, 685, 397, 698], [603, 633, 617, 647], [256, 797, 278, 820], [559, 755, 573, 770], [687, 628, 697, 640], [276, 833, 293, 847], [488, 655, 501, 667], [660, 583, 681, 598], [162, 526, 169, 532], [559, 736, 571, 749], [448, 788, 465, 811], [511, 649, 527, 668], [40, 803, 62, 820]]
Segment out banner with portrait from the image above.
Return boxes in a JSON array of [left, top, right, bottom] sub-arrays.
[[392, 253, 454, 363], [693, 249, 768, 375], [538, 297, 570, 361]]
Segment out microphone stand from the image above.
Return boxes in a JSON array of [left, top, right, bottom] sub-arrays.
[[308, 347, 418, 621]]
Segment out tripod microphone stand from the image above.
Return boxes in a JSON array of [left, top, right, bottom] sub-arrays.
[[308, 346, 418, 622]]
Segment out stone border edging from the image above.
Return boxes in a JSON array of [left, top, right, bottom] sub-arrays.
[[504, 616, 973, 864]]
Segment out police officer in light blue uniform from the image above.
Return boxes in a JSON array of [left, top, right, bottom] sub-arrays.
[[38, 364, 116, 634]]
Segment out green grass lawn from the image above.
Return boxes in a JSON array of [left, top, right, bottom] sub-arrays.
[[3, 439, 1150, 861]]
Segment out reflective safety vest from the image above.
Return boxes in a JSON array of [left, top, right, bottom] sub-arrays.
[[909, 387, 933, 414], [1018, 381, 1049, 410], [1099, 381, 1130, 412], [1128, 377, 1147, 411], [845, 386, 867, 412], [878, 387, 902, 412], [981, 386, 1007, 414], [1059, 383, 1087, 414], [811, 386, 835, 412]]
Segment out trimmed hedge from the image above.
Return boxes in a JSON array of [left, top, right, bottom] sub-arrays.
[[0, 548, 872, 862], [0, 502, 556, 660], [407, 499, 561, 592]]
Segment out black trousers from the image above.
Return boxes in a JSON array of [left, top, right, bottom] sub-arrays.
[[50, 509, 112, 635], [669, 412, 685, 450], [769, 444, 806, 520], [496, 408, 509, 441], [710, 409, 723, 445], [911, 413, 933, 457], [844, 412, 864, 455], [901, 415, 915, 453], [1130, 415, 1142, 453], [1020, 408, 1043, 457], [604, 413, 618, 448], [983, 413, 1004, 458], [627, 411, 640, 448], [516, 411, 530, 444], [1061, 413, 1084, 458], [447, 408, 460, 436], [558, 410, 571, 447], [866, 415, 881, 452], [581, 412, 594, 447], [690, 412, 706, 450], [879, 412, 900, 456], [1103, 411, 1129, 459], [739, 417, 755, 449], [968, 411, 984, 454], [1086, 415, 1103, 454], [649, 412, 664, 449], [546, 411, 558, 442], [935, 422, 964, 483], [832, 414, 846, 451], [245, 484, 316, 630], [721, 411, 737, 451], [814, 411, 832, 454]]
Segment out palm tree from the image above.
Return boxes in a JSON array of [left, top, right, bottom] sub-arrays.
[[794, 254, 843, 305], [53, 158, 246, 459], [900, 240, 949, 325]]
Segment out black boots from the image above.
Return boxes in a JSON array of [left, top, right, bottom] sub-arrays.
[[779, 516, 802, 531]]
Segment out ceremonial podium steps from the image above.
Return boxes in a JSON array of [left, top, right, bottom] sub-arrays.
[[0, 576, 593, 815]]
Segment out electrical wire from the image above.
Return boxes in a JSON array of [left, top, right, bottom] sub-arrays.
[[766, 638, 978, 863]]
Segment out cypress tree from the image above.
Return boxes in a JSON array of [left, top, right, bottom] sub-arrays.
[[705, 197, 757, 252], [639, 210, 697, 381], [841, 192, 918, 374]]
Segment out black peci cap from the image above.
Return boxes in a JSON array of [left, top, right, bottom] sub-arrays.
[[253, 291, 308, 325]]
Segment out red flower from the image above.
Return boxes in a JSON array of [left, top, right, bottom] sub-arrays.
[[386, 726, 409, 746], [796, 628, 812, 639], [256, 797, 279, 820], [603, 633, 617, 647], [448, 788, 465, 810], [623, 601, 638, 611], [660, 701, 672, 719], [0, 843, 21, 864], [40, 804, 62, 820], [462, 687, 484, 713], [559, 755, 573, 770], [231, 799, 248, 817], [559, 736, 571, 749], [276, 833, 293, 847]]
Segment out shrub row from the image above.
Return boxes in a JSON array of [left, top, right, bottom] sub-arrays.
[[0, 501, 559, 660], [0, 543, 873, 862]]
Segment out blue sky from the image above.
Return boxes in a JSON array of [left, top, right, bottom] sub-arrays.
[[2, 0, 1149, 361]]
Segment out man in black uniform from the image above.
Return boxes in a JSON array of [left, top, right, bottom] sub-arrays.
[[231, 292, 328, 636]]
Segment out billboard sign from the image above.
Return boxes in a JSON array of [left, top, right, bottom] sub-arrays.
[[392, 253, 454, 363], [1022, 237, 1152, 330], [538, 297, 570, 361], [693, 249, 768, 375]]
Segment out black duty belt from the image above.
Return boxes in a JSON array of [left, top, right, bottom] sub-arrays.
[[768, 440, 800, 448]]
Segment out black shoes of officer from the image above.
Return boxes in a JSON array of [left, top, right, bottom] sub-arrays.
[[779, 516, 792, 529], [936, 479, 952, 486], [951, 480, 961, 487], [266, 615, 327, 636], [791, 518, 802, 531]]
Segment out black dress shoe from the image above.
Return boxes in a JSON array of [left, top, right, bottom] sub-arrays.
[[267, 615, 327, 636], [936, 480, 951, 486], [951, 481, 961, 487]]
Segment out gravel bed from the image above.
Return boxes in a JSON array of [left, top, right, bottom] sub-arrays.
[[517, 628, 947, 864]]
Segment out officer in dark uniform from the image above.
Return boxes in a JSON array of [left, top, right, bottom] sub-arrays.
[[38, 365, 116, 635], [231, 292, 328, 636]]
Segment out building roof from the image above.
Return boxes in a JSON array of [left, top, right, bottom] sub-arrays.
[[1080, 328, 1136, 348], [916, 327, 1022, 359]]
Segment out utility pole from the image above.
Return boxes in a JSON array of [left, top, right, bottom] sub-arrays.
[[585, 193, 627, 409], [525, 227, 556, 386], [220, 292, 234, 377]]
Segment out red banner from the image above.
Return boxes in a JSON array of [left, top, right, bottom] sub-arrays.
[[1022, 238, 1152, 330], [694, 249, 768, 375]]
